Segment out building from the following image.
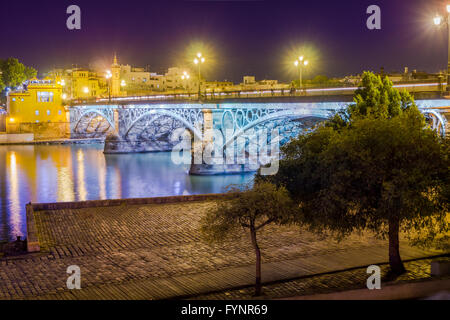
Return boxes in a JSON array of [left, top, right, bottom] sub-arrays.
[[239, 76, 284, 91], [148, 73, 164, 91], [6, 78, 67, 134], [47, 68, 106, 100], [163, 67, 196, 91], [242, 76, 256, 85], [70, 69, 104, 99], [120, 64, 151, 86], [204, 81, 234, 92], [110, 54, 121, 97]]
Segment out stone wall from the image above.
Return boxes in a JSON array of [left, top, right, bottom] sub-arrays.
[[9, 122, 70, 140], [0, 114, 6, 132], [0, 133, 34, 143]]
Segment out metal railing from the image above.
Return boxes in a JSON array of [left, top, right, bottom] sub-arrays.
[[70, 81, 446, 106]]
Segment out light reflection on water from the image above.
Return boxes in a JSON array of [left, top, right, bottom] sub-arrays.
[[0, 144, 254, 241]]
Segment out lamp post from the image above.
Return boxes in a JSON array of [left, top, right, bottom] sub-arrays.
[[105, 70, 112, 102], [181, 71, 190, 93], [294, 56, 309, 93], [433, 4, 450, 92], [193, 53, 205, 99]]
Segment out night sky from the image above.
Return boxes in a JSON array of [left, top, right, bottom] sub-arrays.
[[0, 0, 448, 82]]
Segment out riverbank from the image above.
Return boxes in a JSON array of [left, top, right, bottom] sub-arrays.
[[0, 136, 104, 145], [0, 195, 447, 300]]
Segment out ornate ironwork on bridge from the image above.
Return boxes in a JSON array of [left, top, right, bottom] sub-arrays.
[[70, 106, 116, 139], [69, 99, 449, 174]]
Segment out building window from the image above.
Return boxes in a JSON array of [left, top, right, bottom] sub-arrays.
[[36, 120, 39, 123], [38, 92, 51, 102], [47, 110, 50, 116], [12, 98, 16, 101], [21, 98, 24, 102], [35, 110, 39, 116], [58, 110, 62, 115]]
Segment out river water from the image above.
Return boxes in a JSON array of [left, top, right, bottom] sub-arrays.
[[0, 144, 254, 242]]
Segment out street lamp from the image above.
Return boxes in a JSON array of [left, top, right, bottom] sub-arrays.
[[121, 79, 126, 87], [294, 56, 309, 91], [194, 53, 205, 98], [433, 4, 450, 92], [181, 71, 190, 92], [105, 70, 112, 101]]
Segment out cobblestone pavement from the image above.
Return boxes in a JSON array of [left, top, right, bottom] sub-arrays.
[[192, 257, 450, 300], [0, 200, 447, 299]]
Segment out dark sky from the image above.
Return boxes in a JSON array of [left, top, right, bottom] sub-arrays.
[[0, 0, 448, 82]]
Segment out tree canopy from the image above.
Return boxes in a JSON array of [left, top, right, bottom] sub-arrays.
[[328, 71, 417, 130], [0, 58, 37, 90], [265, 71, 449, 274]]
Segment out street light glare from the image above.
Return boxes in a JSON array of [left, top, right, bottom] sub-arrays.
[[299, 56, 304, 61], [434, 15, 442, 26], [197, 52, 202, 58], [447, 4, 450, 13], [304, 60, 309, 66], [194, 58, 199, 64], [201, 57, 205, 63], [294, 60, 299, 66]]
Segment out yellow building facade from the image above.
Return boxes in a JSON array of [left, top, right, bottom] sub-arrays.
[[6, 78, 67, 133], [70, 70, 103, 99]]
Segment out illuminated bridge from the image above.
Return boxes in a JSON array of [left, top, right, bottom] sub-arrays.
[[69, 94, 449, 175]]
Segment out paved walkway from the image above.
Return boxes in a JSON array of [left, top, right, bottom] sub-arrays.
[[0, 200, 447, 300], [193, 257, 450, 300]]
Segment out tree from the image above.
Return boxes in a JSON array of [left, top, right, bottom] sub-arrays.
[[0, 58, 37, 90], [311, 75, 329, 84], [200, 182, 295, 296], [328, 71, 416, 130], [267, 72, 449, 275]]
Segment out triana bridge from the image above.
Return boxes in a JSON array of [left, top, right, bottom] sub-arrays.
[[69, 96, 450, 175]]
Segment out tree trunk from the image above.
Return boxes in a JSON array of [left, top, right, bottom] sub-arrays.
[[388, 215, 406, 275], [249, 225, 262, 296]]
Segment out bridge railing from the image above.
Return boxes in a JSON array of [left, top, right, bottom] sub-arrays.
[[70, 81, 445, 106]]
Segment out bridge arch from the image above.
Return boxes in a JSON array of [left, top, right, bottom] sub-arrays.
[[73, 109, 115, 134], [421, 109, 447, 136], [124, 108, 203, 140], [222, 110, 329, 148]]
